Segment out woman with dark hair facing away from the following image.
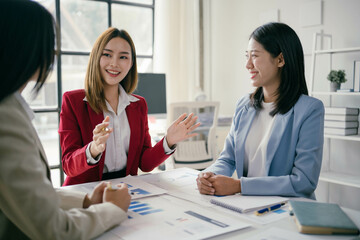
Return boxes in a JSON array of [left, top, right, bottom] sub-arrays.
[[59, 27, 200, 186], [0, 1, 131, 239], [197, 22, 324, 199]]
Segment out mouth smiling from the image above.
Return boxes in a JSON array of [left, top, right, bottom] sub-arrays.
[[106, 69, 120, 77], [250, 71, 258, 79]]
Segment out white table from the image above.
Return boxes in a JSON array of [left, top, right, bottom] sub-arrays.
[[63, 168, 360, 240]]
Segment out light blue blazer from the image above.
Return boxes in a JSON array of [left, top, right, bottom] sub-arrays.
[[205, 94, 324, 199]]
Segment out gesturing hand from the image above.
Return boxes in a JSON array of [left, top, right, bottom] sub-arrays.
[[90, 116, 113, 158], [166, 113, 201, 148]]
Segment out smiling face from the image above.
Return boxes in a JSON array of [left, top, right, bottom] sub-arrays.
[[245, 38, 284, 93], [100, 37, 132, 88]]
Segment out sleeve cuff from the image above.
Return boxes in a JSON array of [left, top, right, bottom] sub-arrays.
[[55, 188, 87, 210], [86, 142, 102, 164], [163, 136, 176, 155]]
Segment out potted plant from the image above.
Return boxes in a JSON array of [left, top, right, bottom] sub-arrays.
[[327, 69, 347, 92]]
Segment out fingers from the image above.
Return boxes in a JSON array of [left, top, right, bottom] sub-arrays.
[[115, 183, 128, 190], [93, 117, 113, 135], [174, 113, 187, 125], [104, 183, 131, 212], [188, 122, 201, 132], [94, 182, 108, 192], [196, 172, 215, 195], [182, 112, 194, 125]]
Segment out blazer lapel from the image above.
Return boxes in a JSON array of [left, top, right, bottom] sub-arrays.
[[235, 105, 256, 176], [265, 108, 294, 174], [125, 102, 140, 175], [87, 103, 104, 129]]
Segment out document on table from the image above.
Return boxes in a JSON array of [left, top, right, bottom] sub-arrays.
[[210, 202, 290, 225], [139, 167, 214, 206], [96, 195, 251, 240], [61, 175, 167, 200]]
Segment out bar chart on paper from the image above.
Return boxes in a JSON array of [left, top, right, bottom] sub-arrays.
[[96, 195, 250, 240], [128, 201, 164, 216]]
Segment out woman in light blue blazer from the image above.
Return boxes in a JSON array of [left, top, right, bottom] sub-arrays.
[[197, 22, 324, 199]]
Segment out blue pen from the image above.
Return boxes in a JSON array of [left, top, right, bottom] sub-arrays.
[[255, 202, 286, 216]]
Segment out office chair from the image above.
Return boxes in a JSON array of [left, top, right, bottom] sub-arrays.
[[166, 101, 220, 170]]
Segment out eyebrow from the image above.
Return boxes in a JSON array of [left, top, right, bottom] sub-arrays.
[[245, 50, 261, 53], [103, 49, 130, 54]]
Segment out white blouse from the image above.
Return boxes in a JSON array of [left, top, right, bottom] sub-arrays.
[[244, 101, 276, 177]]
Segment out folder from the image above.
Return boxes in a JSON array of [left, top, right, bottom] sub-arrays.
[[289, 200, 359, 235]]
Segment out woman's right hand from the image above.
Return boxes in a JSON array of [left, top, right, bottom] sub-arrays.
[[103, 183, 131, 212], [90, 116, 113, 158], [196, 172, 216, 195]]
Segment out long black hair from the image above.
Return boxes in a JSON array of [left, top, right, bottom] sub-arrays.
[[249, 22, 308, 116], [0, 0, 58, 102]]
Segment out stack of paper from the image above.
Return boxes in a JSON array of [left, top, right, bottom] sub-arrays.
[[324, 107, 359, 136]]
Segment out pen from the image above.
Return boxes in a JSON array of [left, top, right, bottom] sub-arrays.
[[107, 183, 134, 195], [255, 202, 286, 216], [101, 127, 110, 132]]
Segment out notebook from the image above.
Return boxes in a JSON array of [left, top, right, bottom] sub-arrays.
[[210, 194, 288, 213], [289, 200, 360, 235]]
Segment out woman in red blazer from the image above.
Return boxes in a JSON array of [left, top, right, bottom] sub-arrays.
[[59, 28, 200, 186]]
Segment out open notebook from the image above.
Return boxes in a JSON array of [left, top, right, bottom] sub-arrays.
[[210, 194, 289, 213]]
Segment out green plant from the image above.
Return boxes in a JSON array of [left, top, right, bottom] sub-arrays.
[[327, 70, 347, 84]]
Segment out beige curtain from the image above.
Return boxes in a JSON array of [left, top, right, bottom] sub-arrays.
[[154, 0, 202, 105]]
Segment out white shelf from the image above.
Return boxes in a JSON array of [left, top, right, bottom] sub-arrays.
[[325, 134, 360, 141], [310, 34, 360, 194], [315, 47, 360, 55], [312, 92, 360, 96], [320, 172, 360, 188]]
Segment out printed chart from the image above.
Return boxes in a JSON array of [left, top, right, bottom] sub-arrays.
[[97, 195, 250, 240]]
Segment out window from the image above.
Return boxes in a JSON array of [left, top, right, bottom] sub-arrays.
[[24, 0, 155, 187]]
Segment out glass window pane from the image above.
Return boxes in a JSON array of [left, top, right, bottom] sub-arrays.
[[51, 169, 61, 188], [61, 0, 108, 52], [33, 112, 60, 167], [137, 58, 153, 73], [62, 55, 89, 93], [22, 63, 58, 108], [120, 0, 153, 5], [112, 5, 153, 55]]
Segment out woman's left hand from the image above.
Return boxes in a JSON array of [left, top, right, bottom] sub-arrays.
[[208, 175, 242, 196], [166, 113, 201, 148]]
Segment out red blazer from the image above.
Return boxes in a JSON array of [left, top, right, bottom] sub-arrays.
[[59, 89, 170, 186]]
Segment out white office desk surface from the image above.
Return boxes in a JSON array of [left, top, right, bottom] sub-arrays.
[[62, 168, 360, 240]]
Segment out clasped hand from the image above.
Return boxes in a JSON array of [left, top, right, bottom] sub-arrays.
[[196, 172, 242, 196]]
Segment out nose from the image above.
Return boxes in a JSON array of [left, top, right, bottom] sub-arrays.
[[110, 58, 119, 67], [246, 57, 253, 70]]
